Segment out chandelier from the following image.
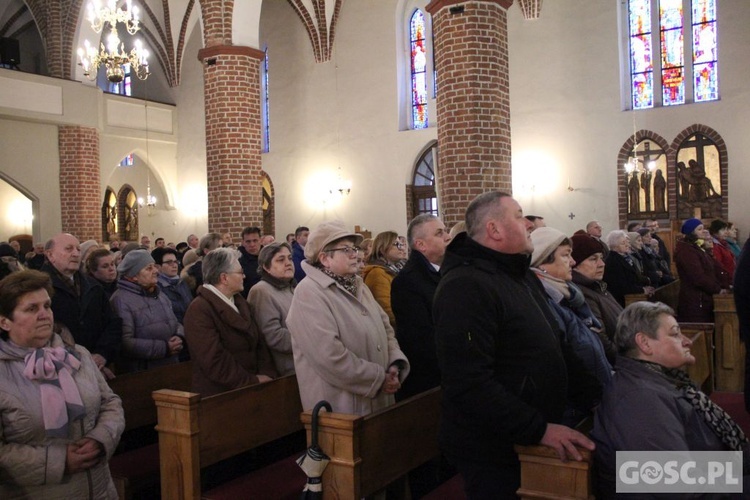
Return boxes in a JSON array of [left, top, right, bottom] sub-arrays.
[[77, 0, 149, 83]]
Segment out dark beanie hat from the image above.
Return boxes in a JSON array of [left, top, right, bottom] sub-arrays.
[[571, 234, 605, 267], [681, 218, 703, 235], [637, 228, 651, 237]]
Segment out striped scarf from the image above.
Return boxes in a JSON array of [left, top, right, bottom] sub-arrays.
[[23, 346, 85, 438]]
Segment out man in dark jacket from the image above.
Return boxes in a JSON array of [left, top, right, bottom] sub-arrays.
[[238, 226, 262, 298], [291, 226, 309, 282], [391, 214, 451, 400], [434, 192, 594, 498], [734, 237, 750, 411], [41, 233, 122, 377]]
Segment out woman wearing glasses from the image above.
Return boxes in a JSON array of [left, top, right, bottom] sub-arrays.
[[362, 231, 407, 326], [287, 221, 409, 415]]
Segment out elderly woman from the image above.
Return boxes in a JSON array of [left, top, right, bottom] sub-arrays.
[[675, 218, 728, 322], [247, 242, 296, 376], [110, 250, 184, 373], [362, 230, 406, 326], [184, 248, 277, 396], [86, 248, 118, 299], [287, 220, 409, 415], [709, 219, 736, 282], [530, 228, 611, 395], [0, 270, 124, 498], [603, 229, 654, 306], [152, 247, 192, 325], [570, 233, 622, 364], [591, 302, 749, 498]]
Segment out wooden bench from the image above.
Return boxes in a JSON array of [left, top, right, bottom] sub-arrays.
[[624, 278, 680, 310], [299, 387, 441, 499], [107, 361, 193, 499], [153, 374, 306, 500], [713, 293, 745, 392]]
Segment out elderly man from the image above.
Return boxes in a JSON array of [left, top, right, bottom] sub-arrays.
[[586, 220, 609, 255], [41, 233, 122, 378], [434, 192, 594, 498], [391, 214, 451, 400], [187, 233, 199, 250]]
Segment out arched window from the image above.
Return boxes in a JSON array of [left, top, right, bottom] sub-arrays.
[[102, 187, 117, 242], [626, 0, 718, 109], [261, 173, 274, 236], [410, 142, 438, 217], [410, 9, 429, 129], [261, 47, 270, 153]]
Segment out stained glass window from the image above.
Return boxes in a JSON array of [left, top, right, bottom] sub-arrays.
[[628, 0, 653, 109], [109, 63, 132, 96], [660, 0, 684, 106], [410, 10, 428, 129], [692, 0, 718, 102], [627, 0, 718, 108], [261, 48, 270, 153], [119, 154, 134, 167], [412, 142, 438, 216]]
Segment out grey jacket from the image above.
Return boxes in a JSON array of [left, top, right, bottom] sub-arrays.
[[110, 278, 184, 373], [247, 277, 296, 376], [0, 335, 124, 499]]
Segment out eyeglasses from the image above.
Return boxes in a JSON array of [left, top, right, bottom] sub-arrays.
[[326, 246, 360, 257], [393, 242, 405, 250], [162, 259, 179, 265]]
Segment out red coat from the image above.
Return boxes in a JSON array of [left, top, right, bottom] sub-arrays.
[[712, 238, 736, 283], [674, 240, 722, 322]]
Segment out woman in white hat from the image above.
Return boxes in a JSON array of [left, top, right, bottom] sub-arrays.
[[287, 220, 410, 415]]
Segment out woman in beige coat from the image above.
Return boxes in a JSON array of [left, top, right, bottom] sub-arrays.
[[0, 270, 125, 499], [287, 221, 409, 416]]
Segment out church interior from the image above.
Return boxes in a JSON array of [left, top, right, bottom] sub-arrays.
[[0, 0, 747, 249]]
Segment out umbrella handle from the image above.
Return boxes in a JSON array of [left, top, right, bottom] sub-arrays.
[[311, 400, 332, 448]]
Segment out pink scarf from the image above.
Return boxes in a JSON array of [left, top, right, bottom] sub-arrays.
[[23, 346, 85, 438]]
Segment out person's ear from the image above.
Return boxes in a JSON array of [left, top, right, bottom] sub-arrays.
[[634, 332, 652, 355], [0, 315, 10, 331]]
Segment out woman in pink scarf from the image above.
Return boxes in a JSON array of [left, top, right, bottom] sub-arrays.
[[0, 270, 124, 499]]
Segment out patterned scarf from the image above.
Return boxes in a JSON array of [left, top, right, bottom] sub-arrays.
[[23, 346, 86, 438], [321, 268, 359, 296], [638, 359, 748, 451]]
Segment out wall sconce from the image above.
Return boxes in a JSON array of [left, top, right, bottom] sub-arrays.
[[329, 178, 352, 197]]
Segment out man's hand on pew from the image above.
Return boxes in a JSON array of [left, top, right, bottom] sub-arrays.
[[540, 423, 595, 462]]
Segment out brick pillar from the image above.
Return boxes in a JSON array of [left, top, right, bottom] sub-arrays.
[[58, 126, 101, 242], [198, 45, 264, 236], [427, 0, 514, 227]]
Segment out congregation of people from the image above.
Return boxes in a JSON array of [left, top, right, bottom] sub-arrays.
[[1, 192, 749, 498]]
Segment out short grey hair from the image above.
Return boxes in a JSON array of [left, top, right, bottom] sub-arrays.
[[605, 229, 629, 248], [407, 214, 439, 248], [615, 301, 675, 356], [198, 233, 223, 257], [202, 247, 240, 285], [258, 242, 291, 274], [465, 191, 511, 239]]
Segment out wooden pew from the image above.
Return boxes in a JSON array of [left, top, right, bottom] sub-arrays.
[[299, 387, 441, 499], [153, 374, 305, 500], [624, 278, 680, 310], [681, 323, 715, 393], [713, 293, 745, 392], [107, 361, 193, 499]]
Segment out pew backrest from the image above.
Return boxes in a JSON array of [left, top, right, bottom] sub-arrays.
[[153, 374, 303, 500], [300, 387, 441, 499], [624, 278, 680, 310], [108, 361, 192, 431]]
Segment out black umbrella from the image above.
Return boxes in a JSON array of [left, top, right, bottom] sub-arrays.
[[297, 401, 332, 499]]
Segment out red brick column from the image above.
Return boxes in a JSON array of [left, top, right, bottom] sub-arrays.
[[198, 45, 264, 236], [427, 0, 514, 227], [58, 126, 101, 242]]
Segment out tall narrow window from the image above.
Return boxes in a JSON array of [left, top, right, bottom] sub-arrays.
[[626, 0, 718, 109], [261, 48, 270, 153], [411, 143, 438, 216], [410, 10, 428, 129], [692, 0, 718, 102], [660, 0, 685, 106], [628, 0, 654, 109], [108, 63, 132, 96]]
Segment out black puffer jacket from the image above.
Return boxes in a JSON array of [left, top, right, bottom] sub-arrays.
[[434, 234, 568, 465]]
